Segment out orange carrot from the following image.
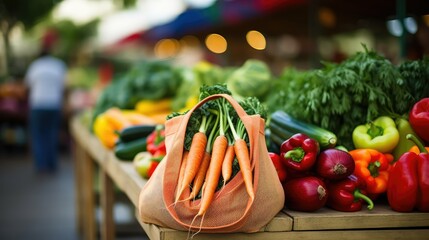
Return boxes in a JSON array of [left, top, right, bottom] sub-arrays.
[[234, 138, 254, 200], [221, 144, 235, 184], [176, 131, 207, 202], [175, 150, 189, 201], [197, 135, 228, 216], [188, 152, 211, 200]]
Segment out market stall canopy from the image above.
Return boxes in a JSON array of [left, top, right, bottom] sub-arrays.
[[115, 0, 429, 45], [118, 0, 306, 44]]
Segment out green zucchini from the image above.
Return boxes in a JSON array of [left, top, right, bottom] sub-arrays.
[[270, 111, 337, 149], [115, 137, 147, 161], [269, 132, 286, 149], [119, 125, 156, 143], [269, 121, 296, 142]]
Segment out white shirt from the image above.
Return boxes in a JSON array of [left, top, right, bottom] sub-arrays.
[[25, 55, 67, 109]]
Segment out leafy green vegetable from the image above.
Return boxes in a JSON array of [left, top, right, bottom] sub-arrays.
[[264, 47, 417, 149], [398, 57, 429, 104], [170, 62, 231, 111], [227, 59, 273, 101], [168, 84, 266, 148], [240, 97, 268, 120], [91, 60, 183, 130], [199, 84, 232, 100]]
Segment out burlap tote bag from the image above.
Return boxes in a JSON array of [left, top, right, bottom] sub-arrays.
[[138, 94, 284, 233]]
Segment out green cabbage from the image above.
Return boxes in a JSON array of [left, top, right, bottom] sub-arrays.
[[227, 59, 272, 101]]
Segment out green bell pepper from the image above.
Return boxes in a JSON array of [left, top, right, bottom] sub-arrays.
[[392, 117, 423, 162], [352, 116, 399, 153]]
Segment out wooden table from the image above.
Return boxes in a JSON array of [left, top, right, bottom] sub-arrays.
[[70, 115, 429, 240]]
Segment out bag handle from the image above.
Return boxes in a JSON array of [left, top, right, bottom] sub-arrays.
[[186, 93, 247, 123], [162, 94, 258, 231]]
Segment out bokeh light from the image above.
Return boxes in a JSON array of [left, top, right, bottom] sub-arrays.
[[205, 34, 227, 53], [154, 38, 180, 58], [246, 30, 266, 50]]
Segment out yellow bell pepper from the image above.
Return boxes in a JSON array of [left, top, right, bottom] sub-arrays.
[[103, 107, 132, 130], [121, 110, 157, 125], [93, 107, 166, 148], [135, 98, 172, 115], [93, 113, 118, 149]]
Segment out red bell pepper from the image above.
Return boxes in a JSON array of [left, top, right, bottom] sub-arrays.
[[387, 134, 429, 212], [409, 98, 429, 144], [146, 125, 166, 156], [327, 175, 374, 212], [280, 133, 319, 171], [349, 149, 392, 196], [269, 152, 287, 183]]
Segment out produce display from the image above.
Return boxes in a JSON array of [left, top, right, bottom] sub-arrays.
[[91, 60, 182, 129], [387, 134, 429, 213], [93, 107, 157, 149], [88, 48, 429, 221], [265, 48, 428, 149]]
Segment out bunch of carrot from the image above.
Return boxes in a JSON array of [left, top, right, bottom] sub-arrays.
[[173, 95, 255, 221]]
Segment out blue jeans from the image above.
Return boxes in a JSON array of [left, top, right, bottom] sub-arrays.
[[29, 109, 61, 172]]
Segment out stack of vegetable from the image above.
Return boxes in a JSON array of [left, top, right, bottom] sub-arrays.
[[387, 98, 429, 212], [169, 84, 267, 218], [171, 59, 273, 112], [87, 46, 429, 215], [171, 61, 230, 112], [265, 47, 429, 149], [91, 60, 183, 129], [269, 131, 367, 212], [132, 125, 167, 179], [114, 124, 159, 161], [93, 107, 157, 149], [268, 97, 429, 213]]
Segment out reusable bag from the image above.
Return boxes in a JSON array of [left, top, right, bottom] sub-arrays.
[[138, 94, 284, 233]]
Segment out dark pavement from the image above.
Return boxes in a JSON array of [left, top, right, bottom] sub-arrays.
[[0, 147, 147, 240]]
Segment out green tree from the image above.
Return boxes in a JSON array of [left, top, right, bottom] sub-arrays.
[[0, 0, 63, 76], [0, 0, 137, 77]]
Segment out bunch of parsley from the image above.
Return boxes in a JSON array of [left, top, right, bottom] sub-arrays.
[[398, 57, 429, 102], [266, 47, 419, 149]]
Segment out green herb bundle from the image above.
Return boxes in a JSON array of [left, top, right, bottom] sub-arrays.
[[265, 47, 423, 149], [398, 57, 429, 102]]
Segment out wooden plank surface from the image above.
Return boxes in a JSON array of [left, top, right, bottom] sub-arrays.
[[263, 212, 293, 232], [138, 216, 429, 240], [71, 140, 84, 235], [80, 145, 97, 240], [100, 171, 115, 240], [70, 116, 108, 165], [284, 205, 429, 230]]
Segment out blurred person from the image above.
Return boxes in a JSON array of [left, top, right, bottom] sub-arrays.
[[24, 47, 67, 173]]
